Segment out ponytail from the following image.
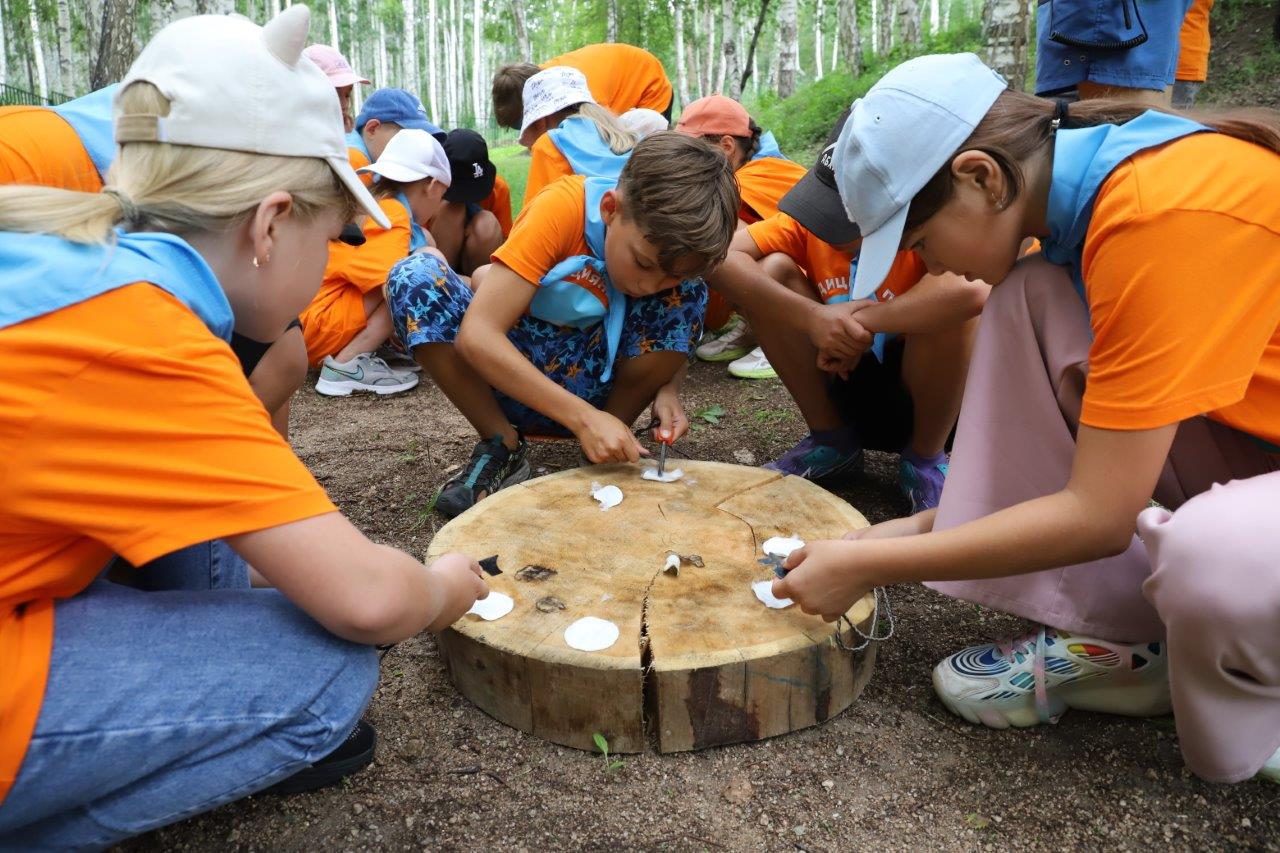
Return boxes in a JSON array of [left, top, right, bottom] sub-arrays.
[[575, 101, 637, 155], [905, 89, 1280, 232]]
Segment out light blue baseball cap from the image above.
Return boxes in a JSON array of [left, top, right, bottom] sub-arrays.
[[832, 53, 1007, 299]]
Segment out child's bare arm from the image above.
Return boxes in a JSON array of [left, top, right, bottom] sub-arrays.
[[852, 273, 989, 335], [229, 513, 488, 645], [456, 262, 645, 460]]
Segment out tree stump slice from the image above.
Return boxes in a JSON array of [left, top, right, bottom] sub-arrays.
[[427, 460, 877, 754]]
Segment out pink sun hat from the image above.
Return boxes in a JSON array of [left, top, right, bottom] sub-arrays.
[[303, 44, 370, 88]]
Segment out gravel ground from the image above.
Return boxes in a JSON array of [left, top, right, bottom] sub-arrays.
[[121, 361, 1280, 852]]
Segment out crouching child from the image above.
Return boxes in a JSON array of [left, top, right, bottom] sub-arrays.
[[385, 132, 738, 517]]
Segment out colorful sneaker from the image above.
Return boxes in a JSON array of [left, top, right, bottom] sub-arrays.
[[375, 343, 422, 373], [316, 353, 419, 397], [933, 627, 1171, 730], [437, 435, 531, 518], [899, 451, 949, 513], [695, 314, 755, 363], [727, 346, 778, 380], [763, 428, 863, 481]]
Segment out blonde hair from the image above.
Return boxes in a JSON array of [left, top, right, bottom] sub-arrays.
[[0, 81, 356, 245], [573, 102, 636, 155], [617, 131, 738, 279]]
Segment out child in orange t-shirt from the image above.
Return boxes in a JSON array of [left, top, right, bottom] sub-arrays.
[[673, 93, 810, 357], [383, 132, 738, 518], [303, 128, 453, 396], [491, 42, 673, 131], [709, 111, 988, 512], [776, 54, 1280, 786], [1173, 0, 1214, 108], [0, 9, 486, 847]]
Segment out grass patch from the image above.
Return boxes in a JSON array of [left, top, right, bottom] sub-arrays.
[[491, 144, 532, 220]]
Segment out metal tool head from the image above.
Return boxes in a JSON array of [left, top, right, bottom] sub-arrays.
[[657, 441, 669, 476], [757, 555, 788, 579]]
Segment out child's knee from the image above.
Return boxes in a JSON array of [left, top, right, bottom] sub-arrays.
[[465, 211, 503, 252]]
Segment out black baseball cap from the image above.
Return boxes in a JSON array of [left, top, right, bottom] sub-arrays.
[[441, 128, 497, 204], [778, 108, 861, 245]]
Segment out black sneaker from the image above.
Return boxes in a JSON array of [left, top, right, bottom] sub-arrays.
[[437, 434, 531, 518], [263, 719, 377, 796]]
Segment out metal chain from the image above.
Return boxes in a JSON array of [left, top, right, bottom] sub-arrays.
[[834, 585, 896, 653]]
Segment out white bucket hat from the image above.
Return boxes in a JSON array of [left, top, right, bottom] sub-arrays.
[[832, 53, 1006, 299], [519, 66, 596, 147], [115, 5, 389, 228], [358, 128, 452, 186], [620, 107, 669, 139]]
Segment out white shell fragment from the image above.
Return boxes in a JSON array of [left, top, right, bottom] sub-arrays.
[[762, 535, 805, 558], [752, 580, 794, 609], [664, 553, 681, 575], [642, 466, 684, 483], [564, 616, 620, 651], [466, 591, 514, 621], [590, 482, 624, 511]]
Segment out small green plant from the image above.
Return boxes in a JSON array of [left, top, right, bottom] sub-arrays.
[[592, 732, 625, 773], [399, 438, 420, 463], [964, 813, 991, 831], [408, 486, 444, 531], [753, 408, 793, 424], [694, 403, 726, 425]]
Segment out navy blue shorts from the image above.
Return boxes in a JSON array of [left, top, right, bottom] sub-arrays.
[[386, 253, 707, 436], [1035, 0, 1194, 94]]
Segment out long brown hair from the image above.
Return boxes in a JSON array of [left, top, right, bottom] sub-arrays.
[[904, 90, 1280, 232]]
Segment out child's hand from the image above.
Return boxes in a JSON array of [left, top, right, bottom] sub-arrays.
[[772, 540, 873, 622], [577, 409, 648, 463], [650, 386, 689, 444], [424, 552, 490, 632], [807, 302, 873, 363]]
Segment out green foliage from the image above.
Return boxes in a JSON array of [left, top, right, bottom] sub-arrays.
[[694, 403, 727, 425], [491, 144, 532, 218], [744, 18, 985, 164], [591, 731, 625, 773]]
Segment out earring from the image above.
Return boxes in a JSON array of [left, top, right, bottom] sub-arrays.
[[252, 256, 261, 269]]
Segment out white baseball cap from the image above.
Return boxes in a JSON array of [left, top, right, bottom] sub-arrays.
[[620, 107, 669, 139], [519, 66, 596, 147], [832, 53, 1007, 298], [115, 5, 389, 228], [358, 129, 452, 186]]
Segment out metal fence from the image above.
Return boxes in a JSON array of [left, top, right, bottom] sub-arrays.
[[0, 82, 73, 107]]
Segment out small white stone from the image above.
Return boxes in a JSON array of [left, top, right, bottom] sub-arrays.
[[821, 779, 835, 791]]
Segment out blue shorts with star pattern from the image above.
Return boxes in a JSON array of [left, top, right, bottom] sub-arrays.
[[386, 253, 707, 436]]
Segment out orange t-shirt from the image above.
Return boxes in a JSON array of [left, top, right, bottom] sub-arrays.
[[543, 44, 672, 116], [0, 105, 103, 192], [493, 175, 604, 308], [523, 133, 578, 208], [480, 174, 513, 237], [1080, 133, 1280, 445], [734, 157, 808, 224], [747, 212, 926, 304], [0, 284, 336, 806], [301, 196, 413, 365], [1176, 0, 1214, 83], [347, 139, 374, 188]]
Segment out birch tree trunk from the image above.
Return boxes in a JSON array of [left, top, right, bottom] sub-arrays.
[[268, 0, 279, 16], [56, 0, 74, 94], [982, 0, 1032, 89], [510, 0, 531, 62], [428, 0, 440, 122], [90, 0, 136, 90], [897, 0, 921, 46], [405, 0, 419, 96], [869, 0, 879, 54], [703, 0, 716, 93], [930, 0, 939, 32], [326, 0, 338, 47], [814, 0, 824, 81], [837, 0, 862, 73], [877, 0, 894, 53], [0, 0, 8, 86], [719, 0, 739, 96], [777, 0, 798, 97], [606, 0, 618, 41], [377, 15, 388, 87], [672, 0, 689, 108], [472, 0, 483, 124], [689, 8, 704, 98], [29, 0, 49, 99]]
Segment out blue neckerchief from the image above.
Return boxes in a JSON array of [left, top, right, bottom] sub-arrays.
[[346, 129, 371, 162], [0, 229, 233, 340], [392, 193, 429, 253], [752, 130, 786, 161], [842, 257, 892, 362], [529, 176, 628, 382], [1042, 111, 1210, 304], [546, 115, 631, 181], [51, 83, 119, 180]]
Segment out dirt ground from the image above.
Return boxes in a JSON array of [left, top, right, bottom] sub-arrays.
[[120, 360, 1280, 853]]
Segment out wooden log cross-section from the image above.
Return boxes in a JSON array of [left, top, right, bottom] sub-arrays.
[[426, 461, 878, 753]]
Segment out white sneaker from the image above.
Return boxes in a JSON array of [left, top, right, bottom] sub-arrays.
[[1259, 748, 1280, 783], [933, 627, 1171, 729], [695, 314, 754, 363], [315, 353, 419, 397], [727, 346, 778, 380]]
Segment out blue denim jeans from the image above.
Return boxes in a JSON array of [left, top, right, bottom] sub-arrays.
[[0, 542, 379, 851]]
